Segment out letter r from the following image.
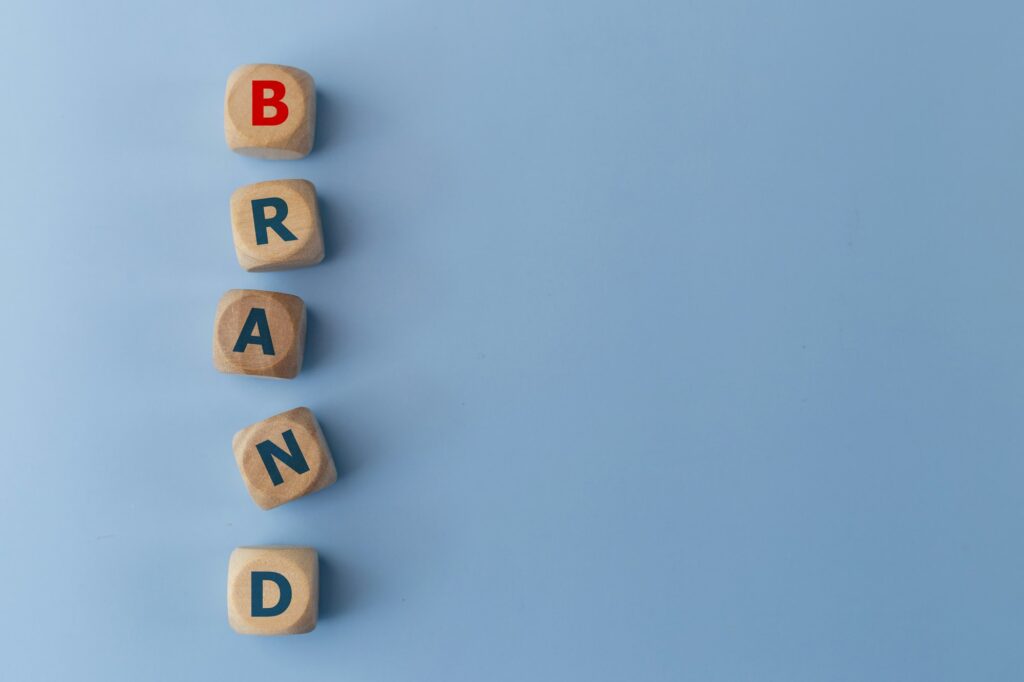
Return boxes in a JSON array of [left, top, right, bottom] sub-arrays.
[[251, 197, 298, 245]]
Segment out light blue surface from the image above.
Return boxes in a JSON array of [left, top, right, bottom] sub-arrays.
[[2, 1, 1022, 679]]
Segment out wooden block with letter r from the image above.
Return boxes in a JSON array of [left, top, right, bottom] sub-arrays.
[[233, 407, 337, 510], [212, 289, 306, 379], [225, 63, 316, 159], [227, 546, 318, 635], [230, 179, 324, 272]]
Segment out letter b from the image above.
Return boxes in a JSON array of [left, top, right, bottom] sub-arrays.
[[252, 80, 288, 126]]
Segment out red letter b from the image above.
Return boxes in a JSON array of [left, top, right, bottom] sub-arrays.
[[252, 80, 288, 126]]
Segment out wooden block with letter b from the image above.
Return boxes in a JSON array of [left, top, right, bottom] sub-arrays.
[[227, 546, 318, 635], [213, 289, 306, 379], [233, 407, 337, 510], [230, 179, 324, 271], [225, 64, 316, 159]]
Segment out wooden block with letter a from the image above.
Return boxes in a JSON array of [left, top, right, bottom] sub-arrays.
[[227, 546, 318, 635], [233, 407, 337, 509], [213, 289, 306, 379], [230, 179, 324, 271], [225, 64, 316, 159]]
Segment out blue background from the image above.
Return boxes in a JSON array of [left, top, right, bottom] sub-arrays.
[[2, 1, 1022, 679]]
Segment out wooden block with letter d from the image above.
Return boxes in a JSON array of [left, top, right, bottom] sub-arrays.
[[230, 179, 324, 271], [213, 289, 306, 379], [225, 64, 316, 159], [233, 407, 337, 509], [227, 546, 318, 635]]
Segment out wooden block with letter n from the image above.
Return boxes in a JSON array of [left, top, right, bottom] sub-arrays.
[[233, 407, 337, 509], [213, 289, 306, 379], [227, 546, 318, 635], [230, 179, 324, 271], [225, 64, 316, 159]]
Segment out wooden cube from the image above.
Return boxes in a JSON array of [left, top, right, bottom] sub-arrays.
[[227, 546, 318, 635], [233, 407, 337, 509], [230, 179, 324, 272], [213, 289, 306, 379], [225, 64, 316, 159]]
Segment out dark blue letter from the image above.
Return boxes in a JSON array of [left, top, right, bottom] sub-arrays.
[[251, 571, 292, 617], [232, 307, 275, 355], [255, 429, 310, 486], [251, 197, 297, 245]]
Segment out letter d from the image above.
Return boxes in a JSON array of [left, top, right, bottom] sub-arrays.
[[251, 571, 293, 617]]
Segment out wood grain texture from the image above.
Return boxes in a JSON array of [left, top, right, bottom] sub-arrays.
[[230, 179, 324, 272], [224, 64, 316, 159], [227, 546, 318, 635], [232, 407, 337, 510], [212, 289, 306, 379]]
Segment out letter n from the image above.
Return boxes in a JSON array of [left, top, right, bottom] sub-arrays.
[[255, 429, 310, 486]]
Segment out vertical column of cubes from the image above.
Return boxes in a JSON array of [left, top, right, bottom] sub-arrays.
[[217, 64, 336, 636]]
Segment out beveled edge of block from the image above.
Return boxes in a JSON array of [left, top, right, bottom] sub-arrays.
[[227, 545, 319, 635], [224, 64, 316, 159], [229, 179, 324, 272], [231, 406, 337, 510], [211, 289, 307, 379]]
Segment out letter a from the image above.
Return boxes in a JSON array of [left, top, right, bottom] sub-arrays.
[[251, 571, 292, 617], [233, 308, 275, 355], [251, 197, 298, 245], [252, 80, 288, 125], [255, 429, 310, 486]]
